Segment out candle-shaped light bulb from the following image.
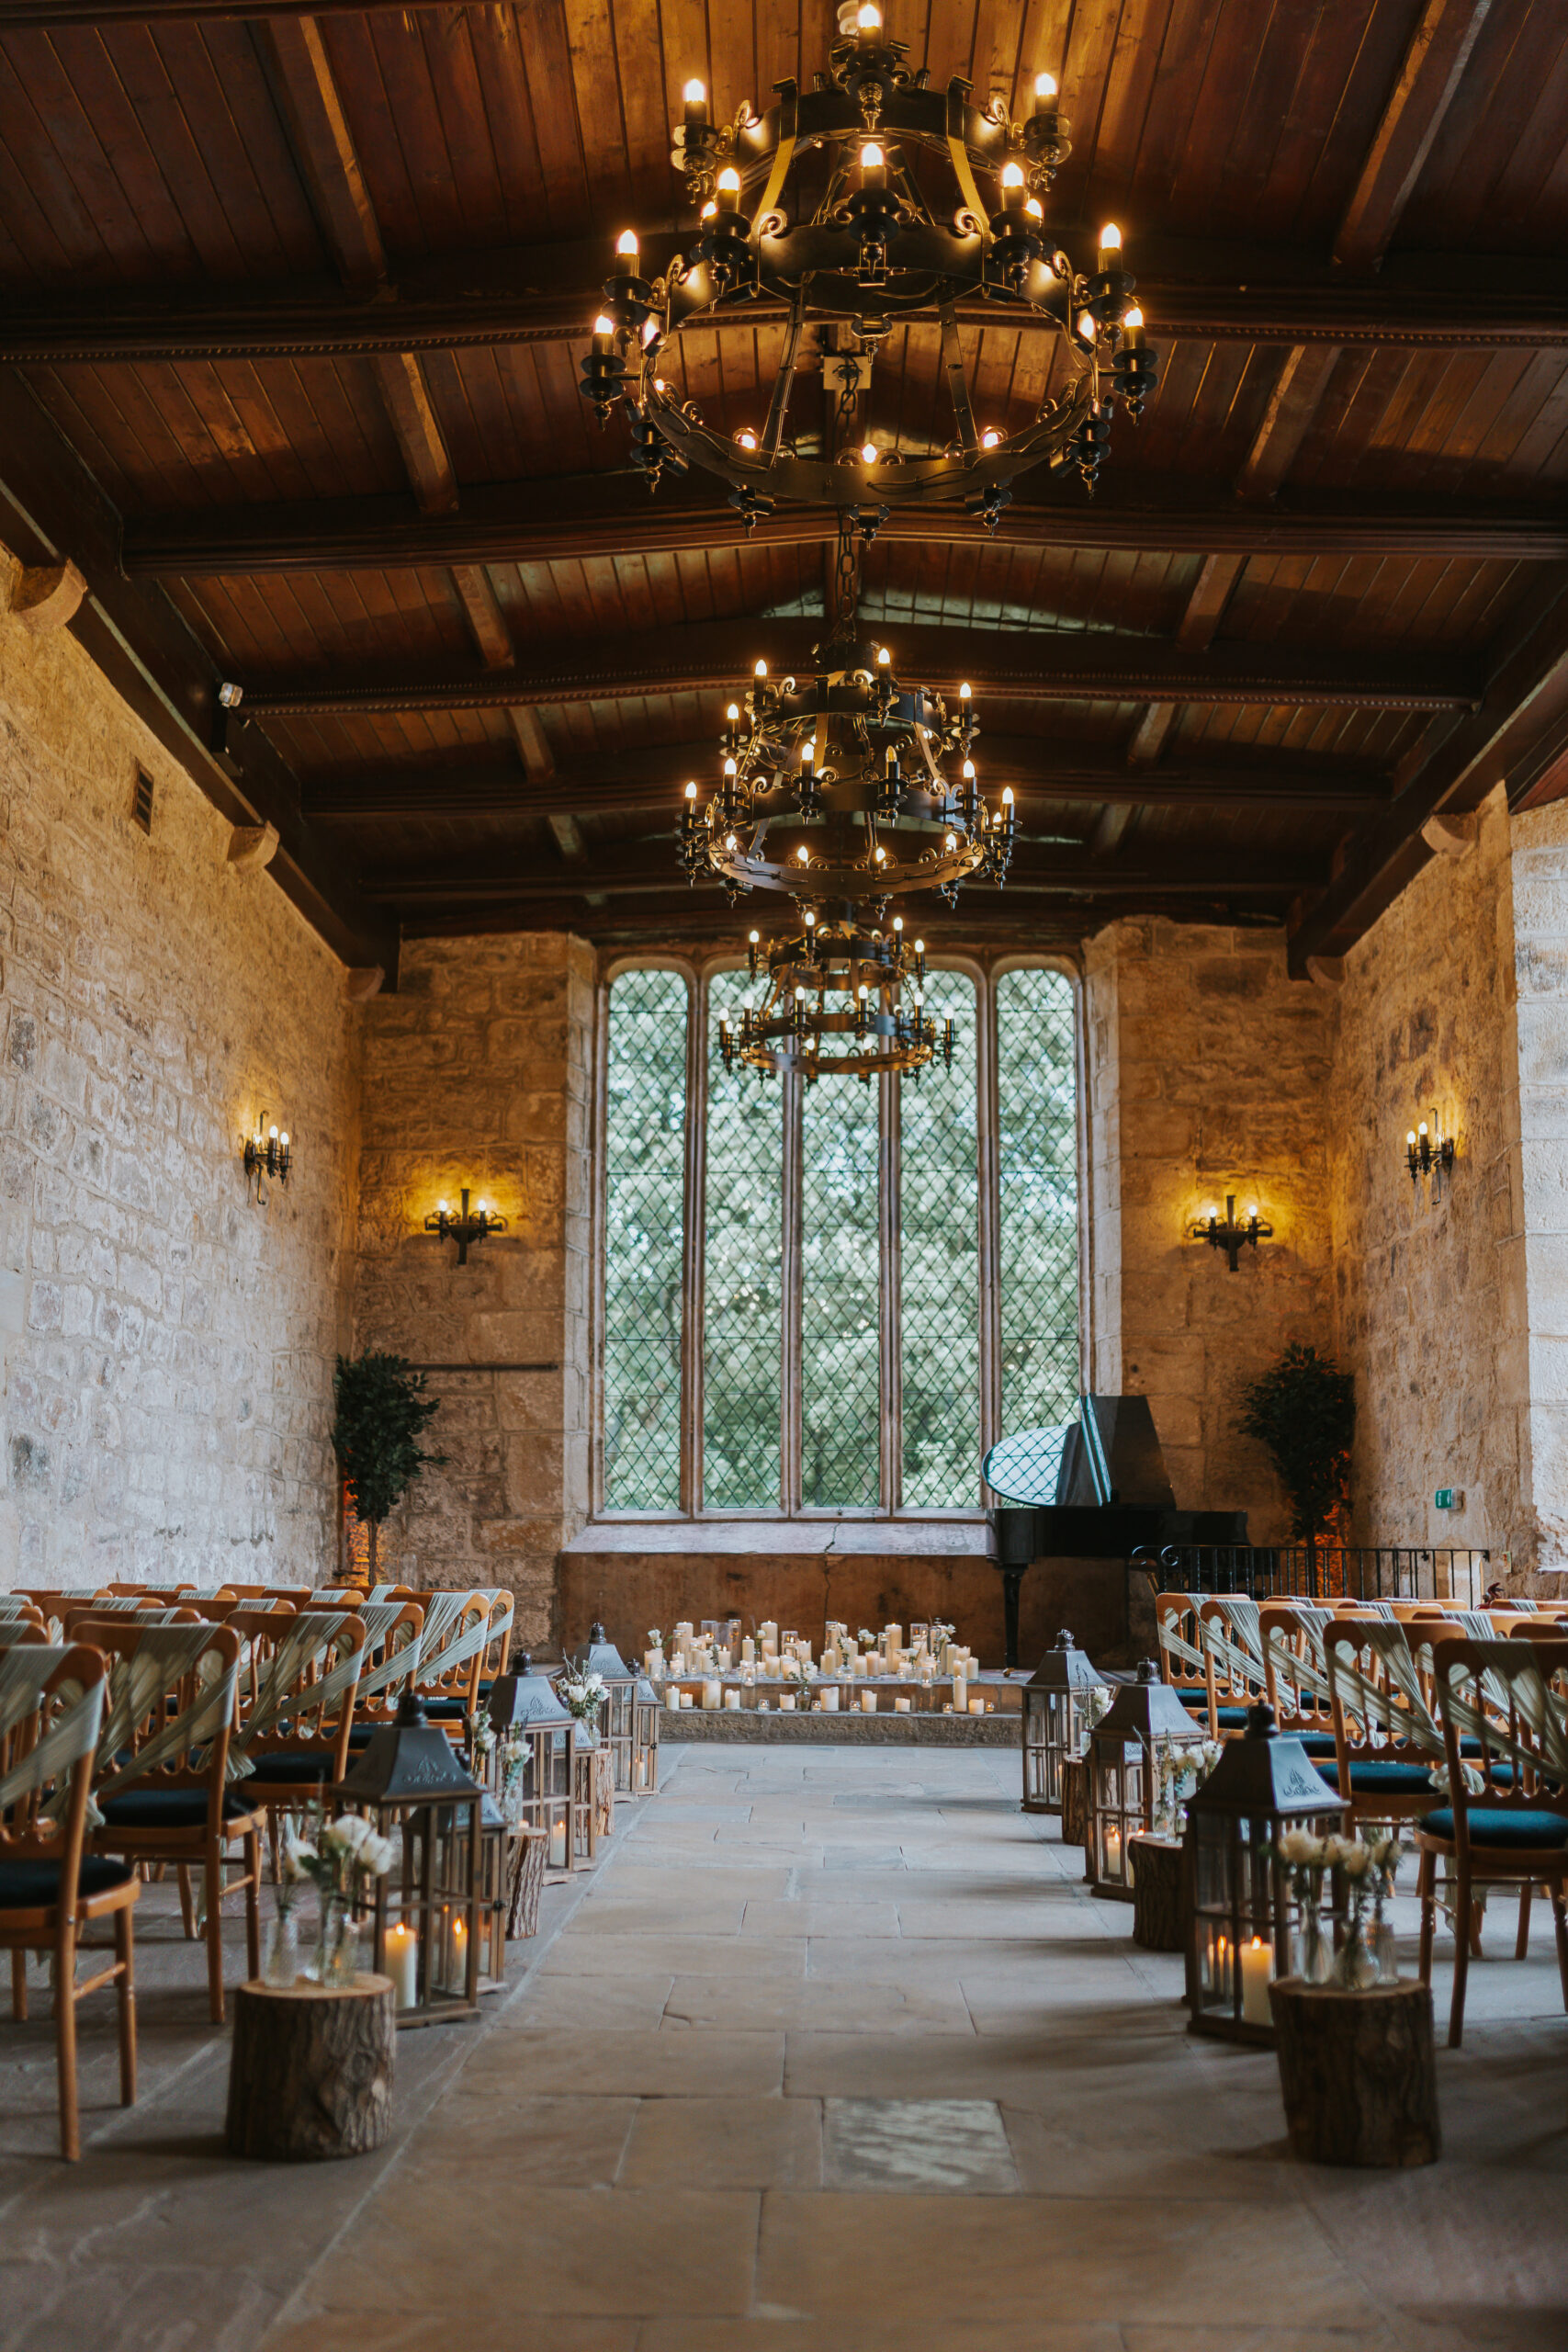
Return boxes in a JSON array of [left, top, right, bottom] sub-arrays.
[[280, 1131, 289, 1148], [684, 780, 697, 801], [1001, 162, 1025, 189], [724, 755, 738, 777], [592, 312, 615, 338], [1098, 221, 1122, 272], [944, 831, 956, 851], [981, 426, 1000, 449], [874, 844, 886, 863], [914, 938, 924, 955], [1419, 1120, 1429, 1136], [268, 1123, 278, 1140], [683, 77, 708, 128], [716, 166, 741, 205], [616, 229, 638, 261], [1034, 71, 1058, 104], [1122, 303, 1145, 350], [861, 441, 879, 465], [858, 981, 867, 999], [1407, 1129, 1417, 1148], [802, 738, 815, 765], [963, 758, 976, 781], [754, 659, 768, 679], [796, 844, 809, 864], [804, 909, 815, 926], [437, 1199, 448, 1215], [893, 914, 903, 933], [1001, 785, 1014, 806], [1024, 196, 1043, 220], [749, 927, 760, 944], [701, 200, 717, 221], [999, 161, 1025, 209], [860, 142, 885, 170], [858, 3, 881, 24], [1246, 1204, 1258, 1222]]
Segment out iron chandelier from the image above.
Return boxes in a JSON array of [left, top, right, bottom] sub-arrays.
[[581, 3, 1156, 525], [720, 908, 953, 1083]]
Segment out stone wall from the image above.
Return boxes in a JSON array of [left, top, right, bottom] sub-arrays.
[[1326, 786, 1527, 1563], [1084, 920, 1336, 1540], [0, 553, 360, 1590], [350, 933, 594, 1640]]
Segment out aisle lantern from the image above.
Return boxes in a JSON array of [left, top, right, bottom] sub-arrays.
[[1087, 1660, 1207, 1900], [1186, 1701, 1346, 2044], [1021, 1629, 1109, 1815], [570, 1621, 637, 1792], [487, 1655, 579, 1871], [333, 1688, 484, 2026], [631, 1667, 661, 1793]]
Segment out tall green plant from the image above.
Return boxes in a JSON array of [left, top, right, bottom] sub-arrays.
[[332, 1352, 445, 1579], [1238, 1342, 1355, 1545]]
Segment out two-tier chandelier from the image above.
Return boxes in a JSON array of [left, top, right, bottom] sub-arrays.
[[721, 910, 952, 1085], [581, 2, 1156, 525]]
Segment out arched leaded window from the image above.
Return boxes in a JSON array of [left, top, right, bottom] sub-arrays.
[[598, 960, 1080, 1517]]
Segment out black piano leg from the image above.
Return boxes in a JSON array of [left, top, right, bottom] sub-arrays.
[[1001, 1568, 1023, 1671]]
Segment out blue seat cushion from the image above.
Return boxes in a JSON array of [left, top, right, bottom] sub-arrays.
[[1315, 1758, 1434, 1792], [417, 1697, 469, 1721], [1297, 1732, 1337, 1756], [1214, 1706, 1250, 1729], [98, 1789, 259, 1829], [1419, 1807, 1568, 1851], [0, 1857, 135, 1908], [1171, 1685, 1207, 1702], [236, 1751, 338, 1784], [347, 1724, 377, 1748], [477, 1679, 494, 1699]]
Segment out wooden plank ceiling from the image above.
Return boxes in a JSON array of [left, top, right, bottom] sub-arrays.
[[3, 0, 1568, 974]]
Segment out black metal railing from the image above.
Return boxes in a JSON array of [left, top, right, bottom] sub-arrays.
[[1130, 1543, 1493, 1609]]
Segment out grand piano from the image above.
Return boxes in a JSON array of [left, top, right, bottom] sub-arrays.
[[987, 1395, 1248, 1667]]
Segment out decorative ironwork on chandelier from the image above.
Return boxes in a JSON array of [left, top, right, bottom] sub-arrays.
[[581, 3, 1156, 526], [677, 531, 1015, 913], [720, 908, 953, 1083]]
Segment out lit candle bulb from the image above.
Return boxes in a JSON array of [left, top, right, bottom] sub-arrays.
[[736, 426, 758, 451], [436, 1199, 448, 1216], [1001, 785, 1014, 811], [1122, 303, 1145, 350], [802, 738, 816, 767], [701, 200, 717, 222], [616, 228, 638, 263], [1033, 71, 1058, 109], [592, 311, 615, 354], [279, 1131, 289, 1148], [683, 76, 708, 129], [1024, 196, 1043, 221], [861, 441, 879, 465], [727, 702, 740, 721], [749, 926, 760, 944], [755, 659, 768, 680], [684, 780, 698, 804], [876, 645, 891, 667], [716, 165, 741, 209], [980, 426, 1000, 449], [874, 844, 886, 863], [1099, 220, 1122, 274], [856, 2, 882, 46], [999, 160, 1026, 210], [724, 755, 738, 778], [859, 141, 886, 190], [268, 1123, 278, 1140], [797, 844, 809, 864]]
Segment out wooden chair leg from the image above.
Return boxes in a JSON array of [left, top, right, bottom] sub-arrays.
[[204, 1850, 225, 2025], [1551, 1881, 1568, 2011], [176, 1864, 196, 1941], [114, 1905, 137, 2108], [11, 1945, 27, 2023], [1450, 1864, 1472, 2049], [1516, 1881, 1533, 1962], [54, 1922, 79, 2164], [1416, 1848, 1436, 1984], [243, 1829, 262, 1983]]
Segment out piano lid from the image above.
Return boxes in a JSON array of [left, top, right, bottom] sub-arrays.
[[984, 1395, 1176, 1510]]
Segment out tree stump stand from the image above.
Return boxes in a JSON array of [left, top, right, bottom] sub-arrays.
[[1269, 1979, 1439, 2168], [1060, 1756, 1089, 1850], [506, 1826, 546, 1939], [1131, 1835, 1187, 1951], [226, 1976, 395, 2163]]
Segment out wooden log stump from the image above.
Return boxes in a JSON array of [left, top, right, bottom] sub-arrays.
[[1131, 1835, 1187, 1951], [506, 1826, 546, 1939], [225, 1975, 395, 2163], [1269, 1979, 1439, 2168], [1060, 1755, 1089, 1849]]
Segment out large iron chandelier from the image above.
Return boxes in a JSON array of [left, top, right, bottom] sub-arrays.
[[581, 3, 1156, 525], [720, 909, 953, 1084]]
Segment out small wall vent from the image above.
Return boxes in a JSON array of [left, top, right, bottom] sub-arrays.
[[131, 767, 154, 833]]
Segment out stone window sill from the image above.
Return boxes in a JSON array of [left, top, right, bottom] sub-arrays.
[[565, 1518, 995, 1558]]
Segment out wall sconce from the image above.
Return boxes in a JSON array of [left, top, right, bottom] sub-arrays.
[[424, 1187, 507, 1268], [243, 1114, 291, 1204], [1189, 1193, 1272, 1273], [1405, 1111, 1455, 1195]]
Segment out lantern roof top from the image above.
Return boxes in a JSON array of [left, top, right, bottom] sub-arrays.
[[1093, 1657, 1205, 1745], [572, 1620, 635, 1681], [488, 1654, 574, 1732], [1187, 1702, 1344, 1816], [1026, 1628, 1107, 1691], [333, 1688, 482, 1805]]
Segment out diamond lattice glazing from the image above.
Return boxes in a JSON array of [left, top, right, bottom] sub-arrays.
[[603, 968, 688, 1508], [900, 975, 980, 1507], [703, 968, 784, 1509], [997, 967, 1080, 1435]]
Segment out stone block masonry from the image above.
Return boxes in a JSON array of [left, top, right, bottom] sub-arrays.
[[351, 933, 594, 1642], [0, 547, 361, 1589]]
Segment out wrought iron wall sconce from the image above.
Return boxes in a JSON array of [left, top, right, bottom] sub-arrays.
[[1405, 1112, 1455, 1196], [243, 1114, 291, 1204], [1190, 1193, 1272, 1273], [424, 1188, 507, 1268]]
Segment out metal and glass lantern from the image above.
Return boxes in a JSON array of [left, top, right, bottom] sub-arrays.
[[570, 1621, 637, 1792], [333, 1688, 484, 2028], [487, 1654, 578, 1871], [1186, 1701, 1346, 2044], [631, 1668, 660, 1794], [1022, 1630, 1109, 1815], [1087, 1660, 1208, 1900]]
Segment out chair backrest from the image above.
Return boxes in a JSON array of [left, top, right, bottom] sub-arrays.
[[1260, 1602, 1333, 1739], [231, 1611, 367, 1781], [480, 1590, 514, 1681], [412, 1591, 492, 1719], [1430, 1637, 1568, 1836], [1324, 1615, 1443, 1764], [0, 1645, 107, 1865], [1198, 1598, 1267, 1732], [62, 1604, 199, 1639], [215, 1584, 312, 1605], [0, 1623, 47, 1650], [78, 1623, 243, 1804], [1154, 1595, 1205, 1699], [349, 1601, 425, 1730], [1496, 1613, 1568, 1639]]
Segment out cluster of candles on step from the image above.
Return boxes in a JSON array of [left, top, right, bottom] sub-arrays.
[[646, 1620, 994, 1715]]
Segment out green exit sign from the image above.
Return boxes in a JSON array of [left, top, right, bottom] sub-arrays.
[[1435, 1487, 1457, 1510]]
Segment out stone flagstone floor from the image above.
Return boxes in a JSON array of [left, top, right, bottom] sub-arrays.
[[0, 1743, 1564, 2350]]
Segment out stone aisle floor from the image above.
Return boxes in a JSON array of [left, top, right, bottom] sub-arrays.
[[1, 1743, 1565, 2351]]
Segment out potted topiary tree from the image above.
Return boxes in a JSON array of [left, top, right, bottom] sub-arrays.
[[332, 1351, 446, 1586], [1238, 1341, 1355, 1589]]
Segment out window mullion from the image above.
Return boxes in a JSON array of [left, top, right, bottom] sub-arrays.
[[880, 1064, 902, 1516], [976, 964, 1002, 1472], [780, 1064, 803, 1515]]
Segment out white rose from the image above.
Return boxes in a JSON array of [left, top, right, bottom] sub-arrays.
[[332, 1813, 372, 1853]]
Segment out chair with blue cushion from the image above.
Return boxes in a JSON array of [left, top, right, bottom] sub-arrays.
[[78, 1619, 264, 2026], [227, 1609, 367, 1856], [405, 1592, 493, 1748], [1416, 1634, 1568, 2046], [1154, 1595, 1208, 1725], [1198, 1598, 1269, 1738], [341, 1601, 424, 1755], [1260, 1602, 1338, 1759], [1, 1643, 139, 2157], [1324, 1616, 1450, 1839]]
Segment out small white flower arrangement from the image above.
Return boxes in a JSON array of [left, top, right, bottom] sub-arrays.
[[557, 1662, 607, 1723]]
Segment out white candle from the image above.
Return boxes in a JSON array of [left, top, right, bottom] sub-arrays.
[[386, 1920, 418, 2009], [741, 1635, 755, 1662], [1105, 1824, 1122, 1879], [780, 1693, 795, 1711], [860, 1690, 877, 1714], [1213, 1933, 1232, 1996], [724, 1689, 741, 1711], [645, 1647, 663, 1678], [894, 1696, 911, 1713], [968, 1697, 985, 1716], [1240, 1937, 1273, 2026], [681, 1690, 694, 1709], [952, 1671, 966, 1713], [702, 1678, 721, 1711], [821, 1686, 839, 1711], [549, 1818, 568, 1870], [886, 1623, 902, 1660], [716, 1647, 731, 1672], [446, 1915, 468, 1995]]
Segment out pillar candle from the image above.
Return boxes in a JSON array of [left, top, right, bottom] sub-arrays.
[[716, 1647, 731, 1672], [860, 1689, 877, 1714], [549, 1817, 569, 1870], [741, 1635, 755, 1662], [780, 1693, 795, 1711], [681, 1690, 694, 1709], [894, 1696, 911, 1713], [1105, 1824, 1122, 1879], [1240, 1938, 1272, 2025], [645, 1647, 664, 1679], [386, 1920, 418, 2009], [968, 1697, 985, 1716], [702, 1678, 721, 1711], [724, 1689, 741, 1711], [952, 1670, 967, 1713], [446, 1915, 468, 1995], [821, 1686, 839, 1711]]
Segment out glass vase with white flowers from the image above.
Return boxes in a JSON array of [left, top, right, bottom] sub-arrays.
[[556, 1661, 607, 1746], [294, 1809, 398, 1988]]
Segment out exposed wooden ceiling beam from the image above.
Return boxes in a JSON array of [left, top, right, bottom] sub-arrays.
[[1336, 0, 1495, 271], [0, 370, 395, 974], [121, 473, 1568, 578], [300, 741, 1387, 822], [1289, 571, 1568, 972], [243, 620, 1475, 718], [0, 2, 423, 19], [5, 242, 1564, 365]]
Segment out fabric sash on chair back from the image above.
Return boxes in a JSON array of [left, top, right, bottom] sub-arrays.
[[1430, 1636, 1568, 1828], [73, 1623, 243, 1812], [230, 1611, 367, 1783], [1154, 1594, 1206, 1715]]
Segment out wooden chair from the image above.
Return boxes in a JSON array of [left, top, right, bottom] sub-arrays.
[[228, 1609, 368, 1835], [1259, 1602, 1337, 1760], [213, 1585, 313, 1607], [0, 1644, 139, 2159], [80, 1620, 263, 2025], [1416, 1636, 1568, 2046], [342, 1601, 424, 1757], [1197, 1598, 1269, 1737], [1154, 1594, 1208, 1722], [1323, 1616, 1448, 1833], [409, 1592, 493, 1747]]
